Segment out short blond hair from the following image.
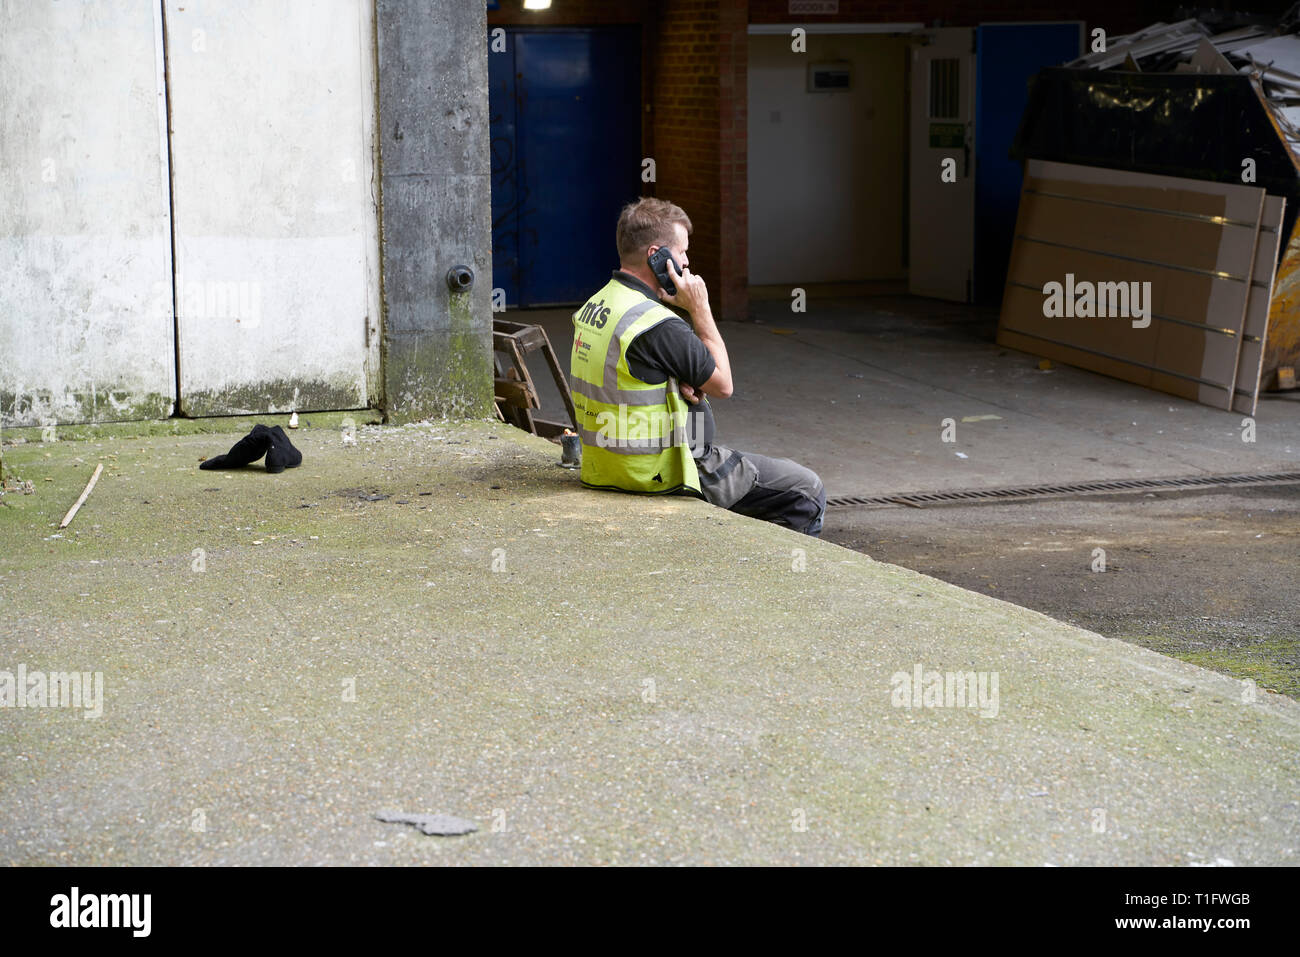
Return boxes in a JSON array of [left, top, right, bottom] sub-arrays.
[[616, 197, 692, 264]]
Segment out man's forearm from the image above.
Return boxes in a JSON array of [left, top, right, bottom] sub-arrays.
[[690, 307, 732, 388]]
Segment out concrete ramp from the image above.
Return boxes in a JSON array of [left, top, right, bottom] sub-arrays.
[[0, 420, 1296, 864]]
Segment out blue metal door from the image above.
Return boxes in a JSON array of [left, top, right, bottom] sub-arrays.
[[974, 23, 1082, 304], [488, 38, 522, 307], [489, 27, 642, 307]]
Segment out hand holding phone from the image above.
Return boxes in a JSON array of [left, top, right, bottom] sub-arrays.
[[648, 246, 680, 296], [649, 247, 712, 319]]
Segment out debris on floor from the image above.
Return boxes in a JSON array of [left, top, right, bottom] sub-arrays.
[[58, 462, 103, 528], [374, 810, 478, 836], [0, 475, 36, 497]]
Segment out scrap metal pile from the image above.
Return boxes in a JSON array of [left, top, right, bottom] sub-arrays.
[[1065, 11, 1300, 158]]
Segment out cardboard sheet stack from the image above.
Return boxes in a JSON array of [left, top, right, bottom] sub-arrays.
[[998, 160, 1285, 415], [1000, 18, 1300, 413]]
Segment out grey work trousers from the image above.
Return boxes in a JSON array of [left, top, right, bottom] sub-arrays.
[[693, 444, 826, 537]]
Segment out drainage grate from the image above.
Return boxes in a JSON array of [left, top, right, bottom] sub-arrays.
[[826, 470, 1300, 509]]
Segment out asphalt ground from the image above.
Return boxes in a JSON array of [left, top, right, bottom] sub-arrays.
[[823, 484, 1300, 700]]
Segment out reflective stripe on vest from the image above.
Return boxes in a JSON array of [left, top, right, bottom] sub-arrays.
[[570, 280, 701, 495]]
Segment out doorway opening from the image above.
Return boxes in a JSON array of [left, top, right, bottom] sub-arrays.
[[747, 30, 912, 295]]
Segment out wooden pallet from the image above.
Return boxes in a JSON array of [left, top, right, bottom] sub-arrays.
[[492, 319, 577, 439]]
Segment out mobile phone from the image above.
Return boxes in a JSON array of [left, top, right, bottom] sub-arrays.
[[648, 246, 680, 296]]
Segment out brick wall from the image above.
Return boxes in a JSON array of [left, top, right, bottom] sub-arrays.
[[650, 0, 750, 322], [718, 1, 749, 322], [487, 0, 646, 26], [748, 0, 1180, 34]]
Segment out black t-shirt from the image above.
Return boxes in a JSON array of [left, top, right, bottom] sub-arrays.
[[614, 271, 717, 457]]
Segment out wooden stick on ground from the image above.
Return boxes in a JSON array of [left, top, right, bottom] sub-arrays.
[[59, 463, 103, 529]]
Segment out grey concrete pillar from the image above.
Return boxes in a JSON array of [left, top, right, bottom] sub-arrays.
[[374, 0, 494, 423]]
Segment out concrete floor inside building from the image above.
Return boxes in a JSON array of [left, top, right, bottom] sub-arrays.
[[525, 294, 1300, 697]]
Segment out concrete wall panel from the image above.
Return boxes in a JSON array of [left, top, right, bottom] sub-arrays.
[[375, 0, 493, 422], [0, 0, 175, 428], [164, 0, 380, 415]]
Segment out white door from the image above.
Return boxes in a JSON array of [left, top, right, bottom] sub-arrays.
[[0, 0, 175, 427], [165, 0, 381, 416], [908, 27, 975, 302]]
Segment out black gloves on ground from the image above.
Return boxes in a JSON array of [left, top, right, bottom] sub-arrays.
[[200, 423, 302, 472]]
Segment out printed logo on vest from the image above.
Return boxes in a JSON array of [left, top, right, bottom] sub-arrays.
[[576, 298, 612, 329]]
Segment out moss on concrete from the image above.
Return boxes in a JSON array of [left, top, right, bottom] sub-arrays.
[[1122, 633, 1300, 698], [1, 389, 173, 430], [447, 292, 494, 419], [180, 379, 370, 418], [0, 410, 383, 445], [384, 327, 492, 424]]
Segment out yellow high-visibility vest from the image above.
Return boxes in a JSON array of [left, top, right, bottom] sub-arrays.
[[569, 278, 701, 496]]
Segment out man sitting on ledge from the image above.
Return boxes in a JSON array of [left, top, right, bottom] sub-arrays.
[[569, 197, 826, 537]]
